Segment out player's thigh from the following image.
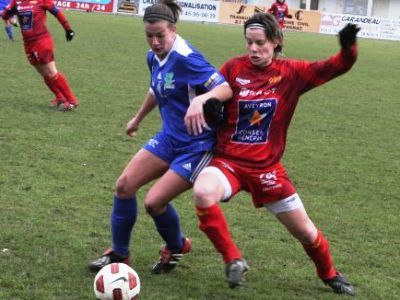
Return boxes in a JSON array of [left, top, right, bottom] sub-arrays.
[[145, 169, 192, 210], [194, 166, 232, 207], [34, 61, 57, 77], [117, 149, 169, 193]]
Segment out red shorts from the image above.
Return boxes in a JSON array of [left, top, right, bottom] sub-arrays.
[[24, 37, 55, 65], [207, 158, 296, 208]]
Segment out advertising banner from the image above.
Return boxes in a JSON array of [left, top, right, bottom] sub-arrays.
[[53, 0, 114, 12], [137, 0, 219, 23], [116, 0, 139, 14], [218, 2, 266, 25], [284, 9, 321, 33], [320, 13, 400, 41]]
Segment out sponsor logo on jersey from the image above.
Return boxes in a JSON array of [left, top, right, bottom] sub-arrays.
[[182, 162, 192, 172], [268, 76, 282, 85], [164, 72, 175, 89], [232, 99, 277, 144], [235, 77, 251, 85], [239, 88, 277, 98]]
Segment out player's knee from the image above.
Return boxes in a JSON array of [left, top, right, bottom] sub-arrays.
[[296, 225, 318, 245], [193, 181, 219, 207], [115, 175, 135, 198], [144, 200, 163, 217]]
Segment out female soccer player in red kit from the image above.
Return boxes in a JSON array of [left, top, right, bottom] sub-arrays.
[[268, 0, 292, 28], [185, 13, 359, 295], [2, 0, 78, 110]]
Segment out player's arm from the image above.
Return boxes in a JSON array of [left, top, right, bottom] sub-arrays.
[[297, 23, 360, 94], [126, 90, 158, 137], [45, 0, 75, 41], [285, 7, 292, 19], [1, 0, 17, 21]]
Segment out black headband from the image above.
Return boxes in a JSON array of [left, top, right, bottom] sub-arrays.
[[143, 12, 175, 23]]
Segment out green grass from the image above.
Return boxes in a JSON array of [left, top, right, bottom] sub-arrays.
[[1, 11, 399, 299]]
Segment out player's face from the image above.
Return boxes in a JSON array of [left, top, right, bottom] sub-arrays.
[[245, 28, 277, 68], [144, 20, 176, 60]]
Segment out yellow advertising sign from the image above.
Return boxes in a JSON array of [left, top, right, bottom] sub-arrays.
[[219, 2, 267, 26], [284, 9, 321, 33]]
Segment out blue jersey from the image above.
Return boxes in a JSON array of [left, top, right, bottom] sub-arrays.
[[0, 0, 11, 11], [147, 34, 226, 151]]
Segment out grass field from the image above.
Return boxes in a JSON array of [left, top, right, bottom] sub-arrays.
[[1, 11, 399, 300]]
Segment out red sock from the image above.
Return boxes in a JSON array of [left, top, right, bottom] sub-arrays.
[[303, 230, 337, 280], [51, 73, 78, 104], [44, 75, 64, 100], [196, 204, 241, 263]]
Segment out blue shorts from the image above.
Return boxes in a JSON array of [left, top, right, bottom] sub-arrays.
[[143, 131, 214, 183]]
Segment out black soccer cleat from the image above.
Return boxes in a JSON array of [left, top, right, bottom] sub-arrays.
[[88, 248, 130, 272], [323, 271, 355, 296], [225, 258, 249, 288], [151, 238, 192, 274]]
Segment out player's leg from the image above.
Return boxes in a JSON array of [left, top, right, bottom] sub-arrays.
[[148, 150, 214, 274], [88, 148, 170, 272], [32, 38, 78, 110], [4, 19, 14, 41], [269, 196, 355, 295], [145, 170, 192, 274], [193, 161, 247, 287]]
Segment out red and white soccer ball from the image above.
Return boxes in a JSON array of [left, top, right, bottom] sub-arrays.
[[94, 263, 140, 300]]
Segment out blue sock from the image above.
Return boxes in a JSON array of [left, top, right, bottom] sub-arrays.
[[152, 203, 183, 252], [111, 195, 137, 256], [5, 25, 13, 40]]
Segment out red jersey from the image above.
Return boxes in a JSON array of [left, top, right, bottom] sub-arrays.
[[268, 2, 290, 28], [1, 0, 70, 43], [217, 47, 358, 168]]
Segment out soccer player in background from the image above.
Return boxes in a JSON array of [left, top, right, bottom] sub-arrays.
[[0, 0, 17, 41], [1, 0, 78, 110], [185, 13, 359, 295], [88, 0, 232, 274], [268, 0, 292, 29]]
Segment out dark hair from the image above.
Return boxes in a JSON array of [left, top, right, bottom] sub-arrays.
[[244, 13, 284, 55], [143, 0, 182, 24]]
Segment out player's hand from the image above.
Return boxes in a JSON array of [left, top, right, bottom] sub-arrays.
[[203, 98, 222, 122], [65, 29, 75, 42], [126, 117, 139, 137], [286, 14, 293, 19], [184, 96, 209, 136], [338, 23, 360, 49]]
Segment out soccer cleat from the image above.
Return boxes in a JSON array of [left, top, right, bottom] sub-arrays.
[[62, 99, 79, 111], [88, 248, 130, 272], [151, 238, 192, 274], [50, 97, 66, 107], [225, 258, 249, 288], [323, 271, 355, 296]]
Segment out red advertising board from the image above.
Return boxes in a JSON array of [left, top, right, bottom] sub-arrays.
[[53, 0, 114, 13]]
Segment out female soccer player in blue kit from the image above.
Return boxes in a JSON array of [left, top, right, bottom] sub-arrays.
[[88, 0, 232, 273], [0, 0, 17, 41]]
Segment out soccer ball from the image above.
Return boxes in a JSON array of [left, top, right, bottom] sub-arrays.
[[94, 263, 140, 300]]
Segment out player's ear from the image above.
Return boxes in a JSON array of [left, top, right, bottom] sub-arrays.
[[171, 24, 177, 34]]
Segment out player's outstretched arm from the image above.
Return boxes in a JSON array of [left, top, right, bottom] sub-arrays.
[[338, 23, 360, 50]]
